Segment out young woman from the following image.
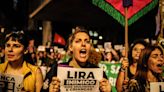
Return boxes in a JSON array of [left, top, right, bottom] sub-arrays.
[[104, 50, 119, 63], [41, 26, 111, 92], [128, 45, 164, 91], [0, 31, 43, 92], [116, 39, 148, 92]]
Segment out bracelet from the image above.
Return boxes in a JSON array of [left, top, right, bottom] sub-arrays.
[[120, 67, 126, 72]]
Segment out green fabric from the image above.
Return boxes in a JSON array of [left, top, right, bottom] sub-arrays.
[[98, 62, 121, 92], [62, 54, 71, 63], [92, 0, 124, 26], [92, 0, 159, 26], [128, 0, 159, 25]]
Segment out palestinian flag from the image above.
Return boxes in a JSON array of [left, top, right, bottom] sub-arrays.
[[92, 0, 159, 26]]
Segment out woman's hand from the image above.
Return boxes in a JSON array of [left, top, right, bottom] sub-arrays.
[[120, 57, 129, 70], [100, 78, 111, 92], [120, 57, 129, 84], [49, 77, 60, 92]]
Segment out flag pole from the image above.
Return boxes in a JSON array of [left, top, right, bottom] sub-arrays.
[[157, 0, 164, 53], [160, 0, 163, 38], [123, 0, 132, 81], [124, 7, 129, 81]]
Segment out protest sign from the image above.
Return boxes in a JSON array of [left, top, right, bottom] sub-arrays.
[[0, 73, 23, 92], [104, 42, 112, 52], [98, 62, 121, 92], [37, 45, 46, 52], [57, 66, 103, 92], [150, 82, 164, 92]]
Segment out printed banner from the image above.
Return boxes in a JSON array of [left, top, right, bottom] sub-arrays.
[[150, 82, 164, 92], [98, 62, 121, 92], [0, 73, 23, 92], [57, 66, 103, 92]]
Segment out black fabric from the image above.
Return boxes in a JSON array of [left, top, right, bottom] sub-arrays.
[[23, 72, 32, 80], [127, 66, 135, 79], [123, 0, 133, 7]]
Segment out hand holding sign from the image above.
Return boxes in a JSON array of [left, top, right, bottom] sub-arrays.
[[100, 78, 112, 92], [57, 67, 103, 92], [49, 77, 60, 92], [0, 73, 23, 92], [150, 82, 164, 92]]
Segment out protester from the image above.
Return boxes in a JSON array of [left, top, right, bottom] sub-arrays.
[[0, 46, 5, 64], [41, 26, 111, 92], [128, 45, 164, 91], [37, 51, 46, 66], [116, 39, 148, 92], [0, 31, 43, 92], [104, 51, 118, 63], [104, 44, 120, 63], [30, 52, 37, 65]]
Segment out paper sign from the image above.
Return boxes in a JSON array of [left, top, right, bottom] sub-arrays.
[[0, 73, 23, 92], [150, 82, 164, 92], [57, 67, 103, 92], [37, 45, 45, 52], [104, 42, 112, 52]]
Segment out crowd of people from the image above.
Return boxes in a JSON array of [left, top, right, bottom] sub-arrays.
[[0, 26, 163, 92]]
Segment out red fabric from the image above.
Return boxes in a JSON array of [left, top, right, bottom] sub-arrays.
[[106, 0, 152, 19], [54, 33, 66, 45]]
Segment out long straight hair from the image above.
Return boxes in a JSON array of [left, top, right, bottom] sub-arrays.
[[135, 45, 163, 82]]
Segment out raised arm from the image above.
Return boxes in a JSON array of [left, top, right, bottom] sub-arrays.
[[116, 57, 129, 92]]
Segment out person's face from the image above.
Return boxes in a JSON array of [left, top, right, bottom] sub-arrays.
[[5, 38, 24, 62], [28, 39, 35, 47], [31, 53, 35, 58], [148, 48, 164, 74], [70, 32, 91, 63], [121, 49, 126, 57], [106, 52, 112, 61], [38, 52, 44, 57], [132, 44, 145, 61]]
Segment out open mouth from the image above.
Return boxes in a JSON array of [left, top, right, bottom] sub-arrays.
[[80, 49, 87, 57], [157, 64, 163, 68]]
